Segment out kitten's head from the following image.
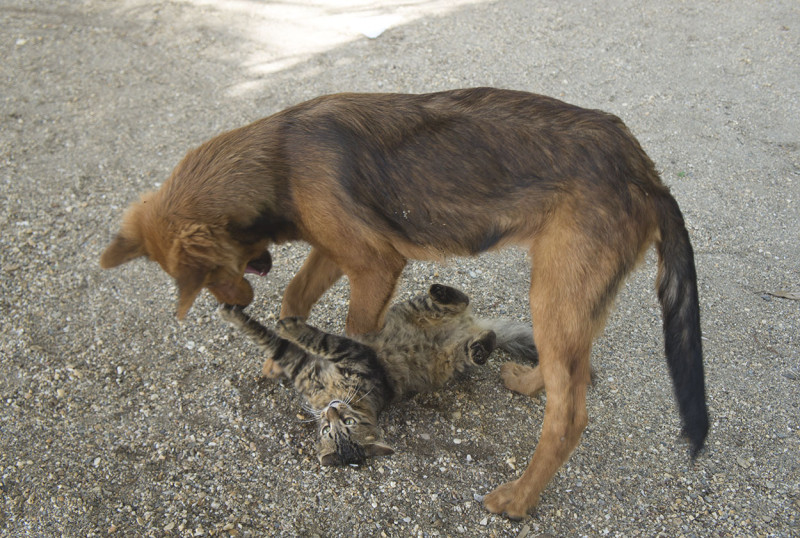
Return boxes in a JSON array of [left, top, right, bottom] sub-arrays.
[[316, 400, 394, 466]]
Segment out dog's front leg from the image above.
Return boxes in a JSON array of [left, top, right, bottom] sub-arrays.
[[281, 247, 343, 318], [260, 248, 343, 378]]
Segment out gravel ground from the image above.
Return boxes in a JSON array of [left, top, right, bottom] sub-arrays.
[[1, 0, 798, 536]]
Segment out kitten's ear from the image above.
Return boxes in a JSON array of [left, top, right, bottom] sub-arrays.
[[365, 442, 394, 458], [319, 451, 340, 466]]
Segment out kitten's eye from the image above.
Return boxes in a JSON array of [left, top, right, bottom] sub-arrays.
[[321, 425, 331, 435], [344, 418, 356, 426]]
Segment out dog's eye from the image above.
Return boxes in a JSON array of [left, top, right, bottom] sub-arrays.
[[322, 425, 331, 435], [344, 418, 356, 426]]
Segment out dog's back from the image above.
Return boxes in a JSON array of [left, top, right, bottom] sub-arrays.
[[281, 89, 666, 259]]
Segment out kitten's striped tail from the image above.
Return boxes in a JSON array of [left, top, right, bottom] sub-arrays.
[[476, 318, 538, 362]]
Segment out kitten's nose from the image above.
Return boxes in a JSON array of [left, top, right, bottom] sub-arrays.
[[324, 406, 341, 421]]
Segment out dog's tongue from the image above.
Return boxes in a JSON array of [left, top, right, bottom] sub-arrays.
[[245, 251, 272, 276], [245, 265, 268, 276]]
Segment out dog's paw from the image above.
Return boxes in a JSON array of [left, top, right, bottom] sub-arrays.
[[276, 316, 306, 337], [500, 362, 544, 397], [483, 479, 535, 520], [261, 358, 284, 379], [429, 284, 469, 307]]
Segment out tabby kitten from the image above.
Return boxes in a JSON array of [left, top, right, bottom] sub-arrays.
[[219, 284, 537, 466]]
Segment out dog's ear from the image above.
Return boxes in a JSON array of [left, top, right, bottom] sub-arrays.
[[100, 233, 145, 268], [177, 223, 217, 257], [175, 266, 208, 319], [171, 223, 256, 317], [100, 194, 155, 269], [172, 224, 217, 319]]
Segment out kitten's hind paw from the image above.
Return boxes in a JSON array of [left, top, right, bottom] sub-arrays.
[[468, 330, 497, 365], [429, 284, 469, 307], [500, 362, 544, 397], [261, 357, 284, 379]]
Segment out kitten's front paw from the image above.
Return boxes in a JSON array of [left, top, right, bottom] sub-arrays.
[[218, 303, 245, 324], [276, 316, 307, 337]]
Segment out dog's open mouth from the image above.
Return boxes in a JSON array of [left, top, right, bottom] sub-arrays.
[[245, 251, 272, 276]]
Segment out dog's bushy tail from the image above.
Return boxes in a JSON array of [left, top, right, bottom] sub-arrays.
[[654, 193, 709, 457], [477, 318, 538, 363]]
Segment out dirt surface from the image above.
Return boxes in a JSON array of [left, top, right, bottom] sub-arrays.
[[1, 1, 798, 536]]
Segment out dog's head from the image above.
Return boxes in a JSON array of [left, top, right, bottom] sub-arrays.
[[100, 192, 271, 318]]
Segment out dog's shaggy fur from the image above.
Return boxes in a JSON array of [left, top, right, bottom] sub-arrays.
[[101, 88, 708, 518]]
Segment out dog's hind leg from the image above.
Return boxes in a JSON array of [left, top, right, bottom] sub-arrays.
[[344, 254, 407, 335], [484, 296, 593, 518], [485, 344, 590, 519], [484, 214, 628, 519]]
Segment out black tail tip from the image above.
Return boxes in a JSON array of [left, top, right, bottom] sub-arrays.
[[682, 418, 709, 460]]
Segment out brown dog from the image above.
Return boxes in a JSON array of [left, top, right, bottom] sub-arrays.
[[100, 88, 708, 518]]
